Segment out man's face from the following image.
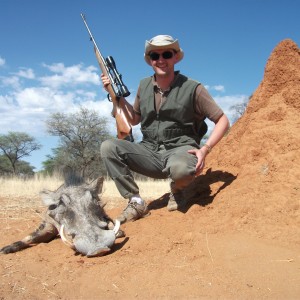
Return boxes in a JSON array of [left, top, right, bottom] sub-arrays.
[[148, 49, 179, 77]]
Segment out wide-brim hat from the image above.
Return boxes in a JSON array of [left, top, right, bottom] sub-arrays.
[[144, 35, 184, 65]]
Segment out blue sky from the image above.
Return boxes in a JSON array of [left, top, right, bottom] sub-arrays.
[[0, 0, 299, 171]]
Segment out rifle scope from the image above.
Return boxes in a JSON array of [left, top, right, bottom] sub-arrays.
[[106, 56, 130, 98]]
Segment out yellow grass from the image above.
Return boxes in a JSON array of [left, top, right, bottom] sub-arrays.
[[0, 175, 170, 222], [0, 175, 63, 198], [102, 178, 170, 199], [0, 174, 170, 202]]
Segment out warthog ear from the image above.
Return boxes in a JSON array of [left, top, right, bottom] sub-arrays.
[[40, 190, 58, 206], [88, 177, 104, 194]]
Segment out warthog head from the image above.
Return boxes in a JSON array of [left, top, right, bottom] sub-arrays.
[[1, 175, 124, 257]]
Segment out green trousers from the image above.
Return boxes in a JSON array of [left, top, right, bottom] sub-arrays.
[[100, 139, 198, 199]]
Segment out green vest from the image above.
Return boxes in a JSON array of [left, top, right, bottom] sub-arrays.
[[139, 74, 201, 149]]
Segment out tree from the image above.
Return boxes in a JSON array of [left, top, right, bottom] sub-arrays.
[[0, 132, 41, 174], [40, 154, 56, 176], [46, 107, 112, 178], [15, 160, 35, 176], [0, 155, 12, 174], [229, 95, 251, 123]]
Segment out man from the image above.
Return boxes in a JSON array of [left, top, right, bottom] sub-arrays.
[[100, 35, 229, 224]]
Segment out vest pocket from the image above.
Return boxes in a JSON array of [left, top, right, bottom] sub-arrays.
[[141, 129, 156, 141], [163, 127, 195, 140]]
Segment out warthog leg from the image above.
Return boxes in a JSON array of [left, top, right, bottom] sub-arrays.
[[0, 221, 58, 254]]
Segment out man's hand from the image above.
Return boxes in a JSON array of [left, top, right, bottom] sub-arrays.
[[188, 148, 208, 177], [100, 74, 110, 92], [189, 113, 230, 176]]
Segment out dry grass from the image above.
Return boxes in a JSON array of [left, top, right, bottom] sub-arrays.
[[102, 178, 170, 199], [0, 174, 63, 199], [0, 175, 170, 213], [0, 175, 170, 199]]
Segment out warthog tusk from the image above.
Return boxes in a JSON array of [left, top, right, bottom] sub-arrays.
[[113, 220, 120, 235], [59, 224, 75, 249]]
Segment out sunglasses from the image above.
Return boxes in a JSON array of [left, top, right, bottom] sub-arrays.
[[148, 51, 175, 61]]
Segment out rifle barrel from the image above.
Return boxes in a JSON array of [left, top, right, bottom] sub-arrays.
[[80, 13, 105, 63], [81, 13, 130, 98]]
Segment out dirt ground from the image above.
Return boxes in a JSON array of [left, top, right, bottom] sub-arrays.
[[1, 39, 299, 300]]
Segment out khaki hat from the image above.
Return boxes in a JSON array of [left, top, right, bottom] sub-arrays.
[[144, 35, 184, 65]]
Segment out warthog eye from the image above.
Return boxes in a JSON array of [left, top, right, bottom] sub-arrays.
[[48, 204, 57, 210]]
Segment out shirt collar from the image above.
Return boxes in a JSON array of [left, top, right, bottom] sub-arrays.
[[152, 71, 180, 92]]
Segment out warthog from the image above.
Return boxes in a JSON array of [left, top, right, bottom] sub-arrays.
[[0, 175, 124, 257]]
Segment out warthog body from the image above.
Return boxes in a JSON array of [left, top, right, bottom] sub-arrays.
[[0, 176, 123, 257]]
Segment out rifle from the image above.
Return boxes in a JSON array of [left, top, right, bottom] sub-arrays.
[[81, 13, 134, 141]]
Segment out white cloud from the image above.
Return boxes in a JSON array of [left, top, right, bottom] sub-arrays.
[[204, 84, 225, 92], [40, 63, 100, 88], [1, 68, 35, 89], [15, 87, 73, 110], [0, 94, 15, 112], [0, 56, 5, 67], [1, 75, 21, 89], [0, 60, 113, 138], [212, 85, 225, 92], [15, 68, 35, 79], [0, 84, 113, 136], [214, 94, 249, 125]]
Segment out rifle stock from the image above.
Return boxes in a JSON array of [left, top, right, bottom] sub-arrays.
[[81, 14, 133, 141]]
